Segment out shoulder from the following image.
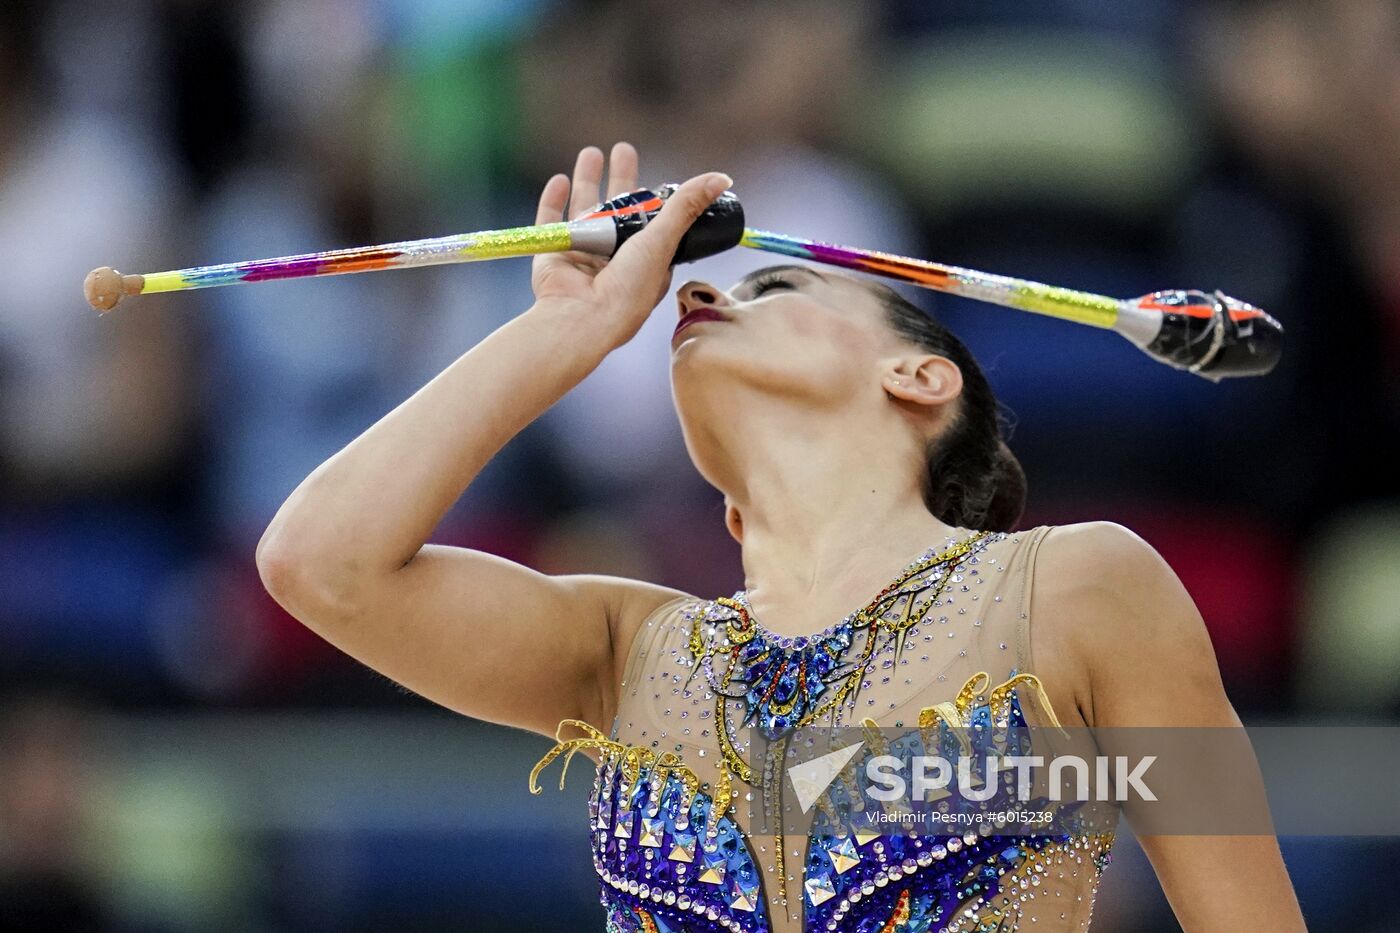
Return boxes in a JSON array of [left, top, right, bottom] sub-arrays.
[[566, 575, 701, 729], [566, 575, 698, 652], [1037, 519, 1162, 569], [585, 576, 699, 670], [1027, 522, 1223, 727], [1032, 520, 1176, 606]]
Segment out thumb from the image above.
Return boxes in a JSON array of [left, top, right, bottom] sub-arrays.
[[617, 172, 732, 268]]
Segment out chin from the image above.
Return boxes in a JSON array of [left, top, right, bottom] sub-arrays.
[[669, 334, 729, 379]]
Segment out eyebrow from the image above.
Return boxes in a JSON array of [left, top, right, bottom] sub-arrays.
[[733, 264, 829, 296]]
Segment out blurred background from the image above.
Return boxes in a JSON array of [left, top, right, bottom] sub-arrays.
[[2, 0, 1398, 929]]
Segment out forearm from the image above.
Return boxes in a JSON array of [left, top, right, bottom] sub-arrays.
[[258, 301, 615, 605], [256, 157, 728, 620], [1142, 834, 1305, 932]]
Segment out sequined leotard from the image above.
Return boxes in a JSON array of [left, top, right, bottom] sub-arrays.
[[531, 526, 1117, 932]]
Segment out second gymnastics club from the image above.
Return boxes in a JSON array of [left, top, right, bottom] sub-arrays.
[[84, 185, 1281, 381]]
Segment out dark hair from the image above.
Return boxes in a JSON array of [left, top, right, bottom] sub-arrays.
[[871, 282, 1026, 532]]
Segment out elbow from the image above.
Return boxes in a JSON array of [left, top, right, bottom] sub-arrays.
[[254, 526, 302, 605], [255, 521, 365, 625]]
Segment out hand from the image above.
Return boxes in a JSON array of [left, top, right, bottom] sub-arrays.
[[529, 142, 731, 349]]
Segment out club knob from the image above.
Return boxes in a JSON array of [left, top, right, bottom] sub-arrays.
[[84, 267, 145, 313]]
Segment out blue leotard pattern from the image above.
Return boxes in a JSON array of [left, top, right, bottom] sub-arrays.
[[531, 527, 1117, 931], [534, 677, 1114, 933]]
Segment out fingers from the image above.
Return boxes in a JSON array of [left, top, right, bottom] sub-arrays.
[[567, 146, 606, 220], [605, 142, 639, 199], [548, 143, 637, 226], [636, 172, 733, 255], [535, 173, 570, 225], [599, 171, 731, 288]]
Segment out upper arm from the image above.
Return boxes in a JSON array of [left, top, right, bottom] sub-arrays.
[[1034, 521, 1306, 932], [263, 542, 691, 739]]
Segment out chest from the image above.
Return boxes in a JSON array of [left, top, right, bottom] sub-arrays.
[[591, 662, 1111, 933], [564, 531, 1114, 931], [612, 541, 1027, 762]]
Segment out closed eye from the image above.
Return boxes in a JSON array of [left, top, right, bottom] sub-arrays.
[[750, 274, 795, 297]]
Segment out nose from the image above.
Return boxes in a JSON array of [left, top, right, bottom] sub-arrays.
[[676, 280, 728, 319]]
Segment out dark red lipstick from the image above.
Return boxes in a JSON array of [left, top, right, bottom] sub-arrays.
[[672, 307, 729, 342]]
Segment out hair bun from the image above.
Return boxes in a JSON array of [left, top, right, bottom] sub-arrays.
[[876, 281, 1026, 533], [982, 441, 1027, 532]]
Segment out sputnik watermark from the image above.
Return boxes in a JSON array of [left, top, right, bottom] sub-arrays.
[[750, 723, 1400, 836], [863, 808, 1055, 827], [865, 754, 1157, 804]]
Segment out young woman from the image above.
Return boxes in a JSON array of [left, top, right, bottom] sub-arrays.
[[257, 144, 1306, 932]]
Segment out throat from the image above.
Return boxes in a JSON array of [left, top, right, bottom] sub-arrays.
[[736, 530, 978, 641]]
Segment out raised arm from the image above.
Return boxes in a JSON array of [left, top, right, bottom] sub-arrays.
[[1032, 521, 1307, 932], [255, 144, 732, 738]]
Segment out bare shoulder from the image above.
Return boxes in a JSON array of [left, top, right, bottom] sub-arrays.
[[1030, 521, 1226, 728], [1037, 519, 1164, 579], [1033, 520, 1179, 615], [567, 573, 696, 657], [568, 574, 698, 725], [601, 576, 697, 648]]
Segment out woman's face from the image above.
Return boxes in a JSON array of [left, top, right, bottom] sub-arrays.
[[669, 265, 902, 410]]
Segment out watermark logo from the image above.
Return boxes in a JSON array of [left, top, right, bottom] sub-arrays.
[[788, 740, 864, 813], [864, 753, 1157, 804]]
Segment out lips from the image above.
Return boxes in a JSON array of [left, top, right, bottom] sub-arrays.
[[672, 307, 729, 341]]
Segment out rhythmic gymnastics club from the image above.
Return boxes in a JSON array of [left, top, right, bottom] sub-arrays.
[[736, 229, 1282, 382], [83, 186, 743, 312], [84, 185, 1281, 381]]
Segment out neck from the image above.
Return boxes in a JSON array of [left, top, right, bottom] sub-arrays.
[[714, 400, 963, 636]]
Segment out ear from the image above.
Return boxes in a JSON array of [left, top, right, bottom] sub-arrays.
[[881, 354, 962, 408], [724, 499, 744, 545]]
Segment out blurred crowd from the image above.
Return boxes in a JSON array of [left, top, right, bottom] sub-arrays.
[[1, 0, 1398, 930]]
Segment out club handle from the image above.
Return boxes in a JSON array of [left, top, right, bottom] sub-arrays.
[[598, 185, 745, 265]]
